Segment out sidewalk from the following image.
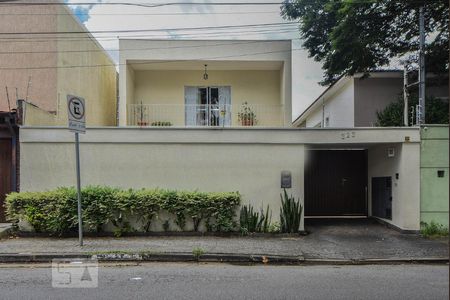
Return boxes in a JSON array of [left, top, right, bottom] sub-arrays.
[[0, 219, 447, 264]]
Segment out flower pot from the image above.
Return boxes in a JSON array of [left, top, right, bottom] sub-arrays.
[[241, 119, 255, 126]]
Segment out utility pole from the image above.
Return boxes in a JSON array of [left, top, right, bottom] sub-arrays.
[[403, 70, 409, 126], [417, 6, 426, 125]]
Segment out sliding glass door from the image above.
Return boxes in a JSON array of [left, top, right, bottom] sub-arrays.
[[185, 86, 231, 126]]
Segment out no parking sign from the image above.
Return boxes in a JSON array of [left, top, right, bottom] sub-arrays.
[[67, 95, 86, 134]]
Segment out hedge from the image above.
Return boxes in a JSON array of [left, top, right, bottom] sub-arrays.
[[5, 186, 241, 236]]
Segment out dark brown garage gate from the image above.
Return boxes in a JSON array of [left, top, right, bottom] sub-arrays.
[[0, 111, 19, 222], [0, 139, 12, 221], [304, 150, 367, 216]]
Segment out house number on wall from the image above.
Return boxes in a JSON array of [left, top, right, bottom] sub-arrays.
[[340, 131, 356, 140]]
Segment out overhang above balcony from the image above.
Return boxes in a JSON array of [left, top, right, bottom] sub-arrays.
[[128, 60, 283, 71]]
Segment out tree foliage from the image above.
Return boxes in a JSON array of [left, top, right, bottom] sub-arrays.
[[376, 95, 449, 126], [281, 0, 449, 85]]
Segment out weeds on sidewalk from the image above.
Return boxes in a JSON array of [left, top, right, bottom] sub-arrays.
[[420, 221, 449, 238], [192, 247, 205, 261]]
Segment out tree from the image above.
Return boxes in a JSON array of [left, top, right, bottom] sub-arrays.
[[376, 95, 449, 126], [281, 0, 449, 85]]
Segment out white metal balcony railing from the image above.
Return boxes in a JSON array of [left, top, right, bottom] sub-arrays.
[[127, 104, 285, 127]]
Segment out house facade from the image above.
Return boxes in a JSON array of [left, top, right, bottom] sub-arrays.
[[0, 0, 117, 126], [293, 71, 449, 128], [18, 126, 422, 232], [6, 31, 432, 232], [118, 39, 293, 127]]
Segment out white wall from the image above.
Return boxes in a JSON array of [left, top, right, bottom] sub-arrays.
[[20, 127, 305, 230], [19, 127, 421, 231], [368, 142, 421, 230], [305, 79, 355, 127]]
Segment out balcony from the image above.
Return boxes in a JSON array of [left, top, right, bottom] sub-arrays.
[[127, 103, 285, 127]]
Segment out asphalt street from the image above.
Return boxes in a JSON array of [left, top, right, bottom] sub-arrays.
[[0, 263, 447, 300]]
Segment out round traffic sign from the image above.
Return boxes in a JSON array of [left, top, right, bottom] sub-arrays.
[[68, 97, 85, 120]]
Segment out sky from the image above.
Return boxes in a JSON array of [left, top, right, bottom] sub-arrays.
[[65, 0, 326, 119]]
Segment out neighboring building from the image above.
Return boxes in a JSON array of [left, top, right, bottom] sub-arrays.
[[293, 71, 449, 128], [420, 125, 449, 227], [118, 39, 292, 127], [0, 0, 117, 126]]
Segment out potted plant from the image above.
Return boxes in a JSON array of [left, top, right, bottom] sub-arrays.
[[134, 102, 148, 126], [151, 121, 172, 127], [237, 102, 257, 126]]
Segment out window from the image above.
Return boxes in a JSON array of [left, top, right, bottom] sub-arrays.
[[185, 86, 231, 126]]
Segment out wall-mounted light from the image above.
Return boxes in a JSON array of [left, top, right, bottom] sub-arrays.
[[203, 64, 208, 80]]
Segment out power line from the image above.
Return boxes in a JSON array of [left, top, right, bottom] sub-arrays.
[[0, 22, 297, 35], [0, 1, 285, 8], [0, 27, 299, 43], [0, 38, 299, 54], [0, 46, 302, 70], [0, 0, 439, 6], [0, 11, 281, 15]]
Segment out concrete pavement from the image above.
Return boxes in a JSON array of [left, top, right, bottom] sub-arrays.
[[0, 219, 447, 264]]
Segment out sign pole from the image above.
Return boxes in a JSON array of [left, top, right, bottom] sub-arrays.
[[75, 132, 83, 246], [67, 94, 86, 247]]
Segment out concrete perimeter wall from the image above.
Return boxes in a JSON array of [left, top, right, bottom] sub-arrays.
[[420, 125, 449, 227], [19, 127, 422, 231], [19, 127, 305, 230]]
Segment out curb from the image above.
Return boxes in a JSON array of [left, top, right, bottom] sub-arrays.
[[302, 257, 450, 265], [0, 253, 447, 265], [95, 253, 305, 265], [0, 226, 12, 240]]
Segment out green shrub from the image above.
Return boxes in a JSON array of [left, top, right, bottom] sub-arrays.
[[420, 221, 449, 238], [82, 186, 119, 232], [280, 189, 303, 233], [5, 186, 241, 235]]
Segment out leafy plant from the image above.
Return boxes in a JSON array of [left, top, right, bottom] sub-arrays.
[[268, 222, 280, 233], [134, 101, 148, 126], [240, 226, 249, 236], [237, 102, 257, 126], [239, 204, 272, 233], [281, 1, 448, 85], [113, 222, 134, 238], [420, 221, 449, 238], [260, 204, 272, 233], [376, 95, 449, 126], [192, 247, 205, 261], [280, 189, 303, 234], [151, 121, 172, 127], [5, 187, 241, 235], [162, 220, 170, 232], [240, 204, 261, 233]]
